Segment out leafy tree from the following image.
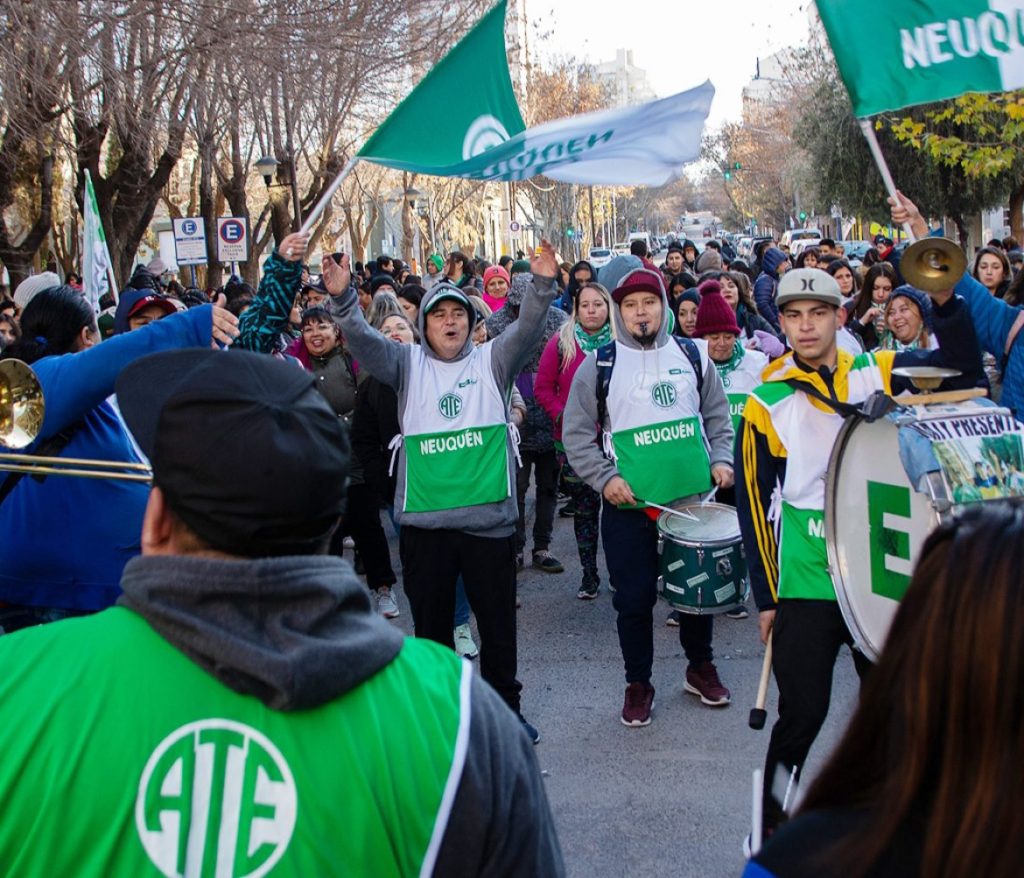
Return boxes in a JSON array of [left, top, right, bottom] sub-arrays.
[[887, 91, 1024, 241]]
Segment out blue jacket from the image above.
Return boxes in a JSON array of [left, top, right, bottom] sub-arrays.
[[0, 306, 212, 611], [753, 248, 788, 331], [953, 273, 1024, 416]]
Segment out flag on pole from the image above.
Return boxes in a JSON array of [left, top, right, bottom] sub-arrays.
[[818, 0, 1024, 117], [82, 169, 116, 313], [356, 0, 714, 186]]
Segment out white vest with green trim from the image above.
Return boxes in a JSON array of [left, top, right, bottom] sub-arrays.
[[607, 340, 712, 506], [401, 343, 511, 514], [757, 352, 889, 601], [718, 347, 768, 431]]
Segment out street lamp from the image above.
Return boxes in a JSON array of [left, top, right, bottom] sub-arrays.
[[255, 155, 279, 187]]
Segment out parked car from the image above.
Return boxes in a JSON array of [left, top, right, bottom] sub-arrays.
[[588, 247, 613, 268], [780, 228, 823, 248], [838, 240, 873, 264], [613, 242, 630, 256]]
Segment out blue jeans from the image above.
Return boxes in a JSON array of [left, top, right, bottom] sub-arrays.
[[602, 500, 713, 683]]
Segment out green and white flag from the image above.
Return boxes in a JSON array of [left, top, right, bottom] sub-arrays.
[[818, 0, 1024, 116], [357, 0, 714, 186], [82, 169, 116, 313]]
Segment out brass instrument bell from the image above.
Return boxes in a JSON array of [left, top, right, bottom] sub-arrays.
[[0, 359, 44, 450]]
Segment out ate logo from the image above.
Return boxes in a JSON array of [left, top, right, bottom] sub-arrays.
[[438, 392, 463, 420], [136, 719, 297, 878], [651, 381, 677, 408]]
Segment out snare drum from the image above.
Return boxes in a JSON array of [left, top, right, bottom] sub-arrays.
[[657, 502, 749, 614], [826, 399, 1015, 661]]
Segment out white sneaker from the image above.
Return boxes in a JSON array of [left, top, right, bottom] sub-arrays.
[[375, 588, 400, 619], [453, 623, 479, 659], [343, 536, 356, 549]]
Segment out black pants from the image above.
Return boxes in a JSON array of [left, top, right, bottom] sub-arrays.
[[763, 599, 872, 830], [400, 526, 522, 713], [602, 501, 713, 683], [334, 482, 396, 590], [515, 448, 559, 554]]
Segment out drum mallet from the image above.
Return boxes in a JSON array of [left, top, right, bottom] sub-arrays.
[[749, 633, 773, 730]]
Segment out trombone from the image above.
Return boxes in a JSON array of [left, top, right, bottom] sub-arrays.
[[0, 358, 153, 483]]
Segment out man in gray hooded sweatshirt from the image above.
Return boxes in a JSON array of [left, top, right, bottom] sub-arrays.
[[322, 242, 562, 743], [562, 256, 736, 728]]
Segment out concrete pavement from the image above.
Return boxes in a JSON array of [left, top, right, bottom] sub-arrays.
[[376, 499, 862, 877]]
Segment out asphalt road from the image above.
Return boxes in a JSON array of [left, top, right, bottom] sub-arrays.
[[378, 498, 862, 877]]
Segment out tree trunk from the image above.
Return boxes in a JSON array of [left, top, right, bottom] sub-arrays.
[[199, 138, 224, 290], [1009, 180, 1024, 244], [0, 154, 55, 291]]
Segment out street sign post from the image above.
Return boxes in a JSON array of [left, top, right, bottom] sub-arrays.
[[172, 217, 207, 284], [216, 217, 250, 273]]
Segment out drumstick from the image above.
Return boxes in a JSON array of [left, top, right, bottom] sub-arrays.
[[748, 633, 773, 730], [635, 497, 699, 521]]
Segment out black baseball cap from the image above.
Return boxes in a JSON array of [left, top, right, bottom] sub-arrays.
[[116, 349, 349, 557]]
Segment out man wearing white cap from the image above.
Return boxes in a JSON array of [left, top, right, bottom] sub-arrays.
[[735, 267, 984, 841]]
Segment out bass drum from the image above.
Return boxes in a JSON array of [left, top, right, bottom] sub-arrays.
[[825, 413, 950, 663]]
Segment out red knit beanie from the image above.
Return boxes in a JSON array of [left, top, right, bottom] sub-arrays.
[[483, 265, 510, 287], [693, 280, 740, 337]]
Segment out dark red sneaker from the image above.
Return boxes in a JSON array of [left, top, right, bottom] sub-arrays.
[[684, 661, 731, 707], [621, 681, 655, 726]]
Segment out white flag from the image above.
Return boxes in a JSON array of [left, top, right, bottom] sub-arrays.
[[360, 81, 716, 187], [82, 169, 115, 314]]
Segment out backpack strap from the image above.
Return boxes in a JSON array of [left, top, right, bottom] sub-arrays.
[[594, 341, 617, 442], [673, 335, 704, 397]]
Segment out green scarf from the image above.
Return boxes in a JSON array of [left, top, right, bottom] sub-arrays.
[[575, 320, 612, 353], [714, 339, 746, 377]]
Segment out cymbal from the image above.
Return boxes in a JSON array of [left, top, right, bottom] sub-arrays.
[[900, 237, 967, 293]]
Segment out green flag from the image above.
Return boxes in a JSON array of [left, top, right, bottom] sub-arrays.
[[357, 0, 526, 168], [818, 0, 1024, 117]]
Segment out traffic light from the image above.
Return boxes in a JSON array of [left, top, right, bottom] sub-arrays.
[[799, 210, 807, 222], [723, 170, 732, 181], [733, 162, 742, 170], [566, 228, 575, 237]]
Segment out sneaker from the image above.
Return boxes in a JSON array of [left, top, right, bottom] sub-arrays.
[[558, 502, 576, 518], [518, 714, 540, 744], [532, 550, 565, 573], [666, 609, 682, 627], [515, 553, 524, 572], [725, 604, 749, 620], [342, 536, 355, 549], [684, 661, 731, 707], [577, 579, 599, 600], [453, 623, 478, 659], [375, 588, 400, 619], [621, 681, 655, 727]]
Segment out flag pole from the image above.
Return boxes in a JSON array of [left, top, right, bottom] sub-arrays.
[[857, 118, 916, 243], [299, 157, 359, 236]]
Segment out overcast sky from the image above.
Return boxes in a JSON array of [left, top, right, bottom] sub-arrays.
[[524, 0, 812, 127]]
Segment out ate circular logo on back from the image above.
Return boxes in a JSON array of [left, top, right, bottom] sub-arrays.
[[135, 719, 297, 878], [438, 392, 463, 420], [651, 381, 678, 408]]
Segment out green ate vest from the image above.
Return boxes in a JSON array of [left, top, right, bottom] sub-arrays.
[[0, 608, 467, 877]]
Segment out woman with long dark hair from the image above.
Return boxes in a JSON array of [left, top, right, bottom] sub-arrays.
[[747, 501, 1024, 878], [848, 263, 897, 351], [972, 246, 1012, 299], [0, 285, 233, 633]]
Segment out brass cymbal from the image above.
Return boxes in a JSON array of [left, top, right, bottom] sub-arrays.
[[900, 237, 967, 293]]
